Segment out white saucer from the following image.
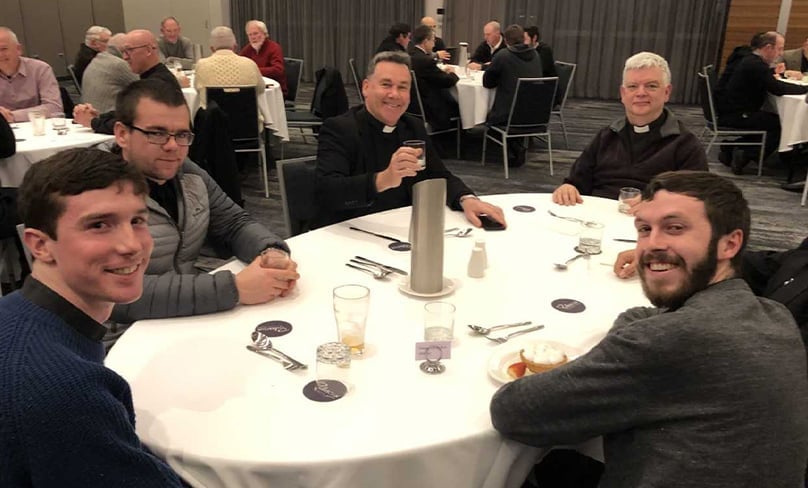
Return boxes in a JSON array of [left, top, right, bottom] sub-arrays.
[[398, 277, 455, 298]]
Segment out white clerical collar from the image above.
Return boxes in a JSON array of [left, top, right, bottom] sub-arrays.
[[416, 46, 428, 54], [633, 124, 650, 133], [382, 125, 396, 133]]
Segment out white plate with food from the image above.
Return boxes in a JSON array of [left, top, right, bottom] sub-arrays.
[[487, 340, 585, 384]]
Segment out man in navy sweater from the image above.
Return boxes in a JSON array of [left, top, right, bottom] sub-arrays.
[[0, 148, 183, 486]]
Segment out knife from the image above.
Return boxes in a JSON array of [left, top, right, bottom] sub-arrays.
[[349, 226, 406, 243], [354, 255, 408, 275]]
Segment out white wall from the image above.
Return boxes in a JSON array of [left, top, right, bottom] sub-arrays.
[[424, 0, 445, 37], [121, 0, 229, 46]]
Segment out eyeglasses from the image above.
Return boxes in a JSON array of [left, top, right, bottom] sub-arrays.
[[121, 44, 151, 56], [126, 124, 195, 146]]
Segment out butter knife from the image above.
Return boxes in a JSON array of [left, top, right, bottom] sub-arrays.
[[354, 255, 408, 275]]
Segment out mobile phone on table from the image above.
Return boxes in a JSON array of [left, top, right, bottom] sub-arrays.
[[478, 214, 505, 231]]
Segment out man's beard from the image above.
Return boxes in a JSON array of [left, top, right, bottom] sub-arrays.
[[638, 237, 718, 310]]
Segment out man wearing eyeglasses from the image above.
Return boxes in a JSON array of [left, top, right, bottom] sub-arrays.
[[73, 29, 186, 134], [103, 79, 299, 348]]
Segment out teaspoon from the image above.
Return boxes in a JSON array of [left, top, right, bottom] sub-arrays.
[[250, 331, 308, 369], [467, 321, 532, 335], [553, 253, 586, 270]]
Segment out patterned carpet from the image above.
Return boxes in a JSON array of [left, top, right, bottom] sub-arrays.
[[242, 83, 808, 253]]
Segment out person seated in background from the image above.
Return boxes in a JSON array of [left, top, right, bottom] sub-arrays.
[[615, 235, 808, 348], [408, 25, 459, 131], [419, 16, 449, 61], [239, 20, 288, 99], [104, 79, 299, 346], [194, 26, 265, 112], [73, 29, 184, 134], [552, 51, 707, 206], [375, 22, 412, 54], [781, 37, 808, 78], [0, 27, 62, 122], [715, 31, 808, 176], [468, 21, 506, 71], [523, 26, 557, 78], [157, 16, 194, 68], [80, 33, 139, 113], [0, 147, 183, 486], [493, 170, 808, 488], [73, 25, 111, 85], [314, 51, 505, 229]]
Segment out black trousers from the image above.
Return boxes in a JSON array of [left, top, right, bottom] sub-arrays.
[[717, 111, 780, 159]]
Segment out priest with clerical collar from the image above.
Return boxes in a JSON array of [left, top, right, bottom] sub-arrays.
[[313, 50, 506, 229], [552, 51, 708, 208]]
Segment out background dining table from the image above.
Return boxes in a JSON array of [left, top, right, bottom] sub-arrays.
[[448, 67, 494, 129], [105, 193, 649, 488]]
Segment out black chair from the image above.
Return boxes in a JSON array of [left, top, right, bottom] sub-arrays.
[[407, 69, 460, 158], [551, 61, 576, 148], [206, 86, 271, 197], [696, 68, 766, 176], [59, 85, 75, 115], [482, 77, 558, 179], [189, 101, 243, 206], [67, 64, 81, 95], [277, 156, 317, 237], [444, 47, 459, 66], [348, 58, 364, 103], [284, 57, 303, 109]]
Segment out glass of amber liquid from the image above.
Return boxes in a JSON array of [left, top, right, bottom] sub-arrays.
[[332, 284, 370, 357]]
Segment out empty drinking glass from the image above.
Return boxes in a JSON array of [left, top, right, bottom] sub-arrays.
[[424, 301, 455, 341], [333, 284, 370, 356], [316, 342, 352, 391]]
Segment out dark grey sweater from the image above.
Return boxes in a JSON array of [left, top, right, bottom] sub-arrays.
[[491, 279, 808, 487]]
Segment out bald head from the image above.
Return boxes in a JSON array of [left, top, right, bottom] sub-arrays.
[[483, 21, 502, 47], [0, 27, 22, 75], [122, 29, 159, 74], [421, 17, 437, 29], [209, 26, 237, 52], [106, 33, 128, 57]]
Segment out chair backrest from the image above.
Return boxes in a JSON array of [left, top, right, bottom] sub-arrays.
[[696, 71, 718, 128], [67, 64, 81, 94], [59, 85, 75, 115], [311, 66, 349, 119], [284, 57, 304, 103], [506, 77, 558, 129], [553, 61, 576, 108], [205, 86, 260, 146], [348, 58, 364, 103], [406, 69, 427, 121], [277, 156, 318, 237]]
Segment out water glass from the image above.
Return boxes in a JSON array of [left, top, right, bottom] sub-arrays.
[[333, 284, 370, 356], [28, 111, 46, 136], [578, 221, 605, 254], [316, 342, 351, 390], [402, 140, 426, 169], [50, 112, 66, 132], [424, 301, 455, 341], [618, 187, 642, 214], [260, 247, 290, 269]]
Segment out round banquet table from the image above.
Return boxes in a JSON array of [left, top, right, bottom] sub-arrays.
[[105, 193, 649, 488], [449, 68, 494, 129], [0, 121, 115, 186]]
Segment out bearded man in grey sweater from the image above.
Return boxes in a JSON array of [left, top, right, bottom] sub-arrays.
[[491, 171, 808, 487]]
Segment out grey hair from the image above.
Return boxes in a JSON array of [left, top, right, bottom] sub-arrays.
[[485, 21, 501, 32], [210, 26, 236, 50], [245, 20, 268, 36], [366, 51, 411, 78], [106, 33, 127, 57], [623, 51, 671, 85], [85, 25, 111, 46], [0, 27, 19, 44]]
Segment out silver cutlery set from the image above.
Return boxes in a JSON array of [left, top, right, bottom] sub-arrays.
[[467, 321, 544, 343], [345, 255, 408, 280]]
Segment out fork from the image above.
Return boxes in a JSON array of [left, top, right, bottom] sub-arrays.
[[346, 262, 392, 279], [484, 325, 545, 344], [445, 227, 473, 237], [547, 210, 584, 223], [245, 345, 306, 371]]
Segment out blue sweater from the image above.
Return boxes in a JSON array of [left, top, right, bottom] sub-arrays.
[[0, 289, 182, 487]]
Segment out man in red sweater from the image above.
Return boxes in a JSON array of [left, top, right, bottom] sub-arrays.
[[239, 19, 288, 98]]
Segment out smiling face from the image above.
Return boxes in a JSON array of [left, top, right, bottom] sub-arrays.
[[161, 18, 181, 43], [0, 30, 22, 75], [620, 66, 671, 126], [28, 183, 152, 321], [115, 97, 190, 184], [633, 190, 740, 309], [362, 60, 411, 126]]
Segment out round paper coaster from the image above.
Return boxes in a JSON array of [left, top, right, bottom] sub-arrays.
[[551, 298, 586, 313], [513, 205, 536, 213], [302, 380, 347, 402], [255, 320, 293, 337]]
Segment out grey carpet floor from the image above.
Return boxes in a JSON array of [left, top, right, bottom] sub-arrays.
[[239, 83, 808, 253]]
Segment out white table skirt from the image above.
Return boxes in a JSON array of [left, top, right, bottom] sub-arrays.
[[105, 193, 647, 488], [449, 69, 494, 129], [0, 122, 115, 186], [773, 92, 808, 152], [184, 77, 290, 142]]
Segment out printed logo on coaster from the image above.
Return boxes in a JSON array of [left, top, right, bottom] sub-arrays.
[[388, 242, 411, 252], [551, 298, 586, 313], [255, 320, 293, 337], [513, 205, 536, 213], [302, 380, 347, 402]]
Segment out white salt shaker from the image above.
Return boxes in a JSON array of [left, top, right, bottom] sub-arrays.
[[474, 238, 488, 269], [468, 246, 486, 278]]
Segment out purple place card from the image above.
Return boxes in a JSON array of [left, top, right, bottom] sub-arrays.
[[415, 341, 451, 360], [255, 320, 293, 337], [513, 205, 536, 213], [302, 380, 347, 402], [551, 298, 586, 314]]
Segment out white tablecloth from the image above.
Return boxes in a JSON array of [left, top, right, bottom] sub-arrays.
[[105, 194, 648, 488], [772, 92, 808, 152], [450, 69, 494, 129], [183, 76, 290, 142], [0, 122, 115, 186]]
